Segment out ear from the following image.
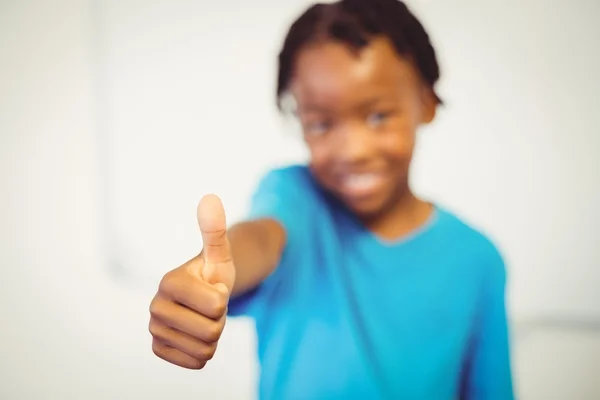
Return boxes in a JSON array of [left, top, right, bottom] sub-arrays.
[[419, 86, 437, 124]]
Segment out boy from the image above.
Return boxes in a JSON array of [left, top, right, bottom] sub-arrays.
[[149, 0, 514, 398]]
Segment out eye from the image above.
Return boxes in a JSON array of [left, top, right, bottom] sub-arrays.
[[304, 120, 330, 137], [366, 111, 390, 128]]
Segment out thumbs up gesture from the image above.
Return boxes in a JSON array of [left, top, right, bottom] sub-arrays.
[[149, 194, 236, 369]]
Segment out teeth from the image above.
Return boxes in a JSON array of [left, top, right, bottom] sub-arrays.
[[344, 174, 379, 190]]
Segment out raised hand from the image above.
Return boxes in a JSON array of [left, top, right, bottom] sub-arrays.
[[149, 194, 236, 369]]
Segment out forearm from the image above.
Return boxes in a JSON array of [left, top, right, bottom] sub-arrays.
[[227, 218, 286, 297]]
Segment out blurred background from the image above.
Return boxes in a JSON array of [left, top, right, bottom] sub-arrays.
[[1, 0, 599, 398]]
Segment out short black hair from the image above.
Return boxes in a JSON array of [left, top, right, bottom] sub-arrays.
[[276, 0, 442, 110]]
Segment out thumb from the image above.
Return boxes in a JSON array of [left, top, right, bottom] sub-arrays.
[[197, 194, 235, 291]]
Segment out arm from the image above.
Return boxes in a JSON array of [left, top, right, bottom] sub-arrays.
[[224, 166, 313, 316], [227, 218, 286, 297], [460, 252, 515, 400]]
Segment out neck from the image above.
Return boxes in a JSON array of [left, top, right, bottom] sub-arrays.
[[363, 189, 433, 241]]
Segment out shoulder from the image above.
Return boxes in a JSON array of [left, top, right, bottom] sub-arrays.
[[247, 163, 328, 222], [256, 164, 314, 187], [252, 164, 323, 204], [436, 207, 507, 281]]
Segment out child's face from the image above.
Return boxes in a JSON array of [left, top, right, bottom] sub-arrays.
[[291, 37, 435, 219]]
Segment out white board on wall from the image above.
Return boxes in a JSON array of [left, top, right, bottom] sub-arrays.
[[94, 0, 311, 287], [94, 0, 600, 321]]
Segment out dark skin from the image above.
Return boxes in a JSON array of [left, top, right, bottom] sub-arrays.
[[149, 36, 438, 370], [292, 36, 437, 239]]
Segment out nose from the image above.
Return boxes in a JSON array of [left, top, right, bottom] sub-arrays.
[[335, 122, 376, 164]]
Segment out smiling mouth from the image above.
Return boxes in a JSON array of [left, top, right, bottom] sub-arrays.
[[339, 173, 386, 198]]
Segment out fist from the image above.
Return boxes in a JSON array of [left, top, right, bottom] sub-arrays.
[[149, 194, 236, 369]]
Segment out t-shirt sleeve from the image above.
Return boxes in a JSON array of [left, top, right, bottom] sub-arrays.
[[460, 244, 515, 400], [227, 167, 314, 317]]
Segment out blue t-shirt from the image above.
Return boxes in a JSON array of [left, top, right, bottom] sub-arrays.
[[229, 165, 514, 400]]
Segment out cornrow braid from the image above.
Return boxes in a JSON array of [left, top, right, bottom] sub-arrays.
[[276, 0, 442, 111]]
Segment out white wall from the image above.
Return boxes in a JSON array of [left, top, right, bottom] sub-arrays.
[[1, 0, 599, 399]]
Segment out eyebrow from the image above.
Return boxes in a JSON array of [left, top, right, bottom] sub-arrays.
[[299, 95, 392, 115], [356, 97, 385, 110]]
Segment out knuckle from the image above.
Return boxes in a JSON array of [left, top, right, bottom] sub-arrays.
[[151, 339, 165, 358], [148, 320, 163, 339], [158, 271, 178, 294], [148, 297, 161, 318], [210, 291, 228, 317], [204, 323, 222, 343], [190, 359, 207, 370], [149, 296, 170, 322], [195, 343, 216, 361], [205, 227, 227, 240]]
